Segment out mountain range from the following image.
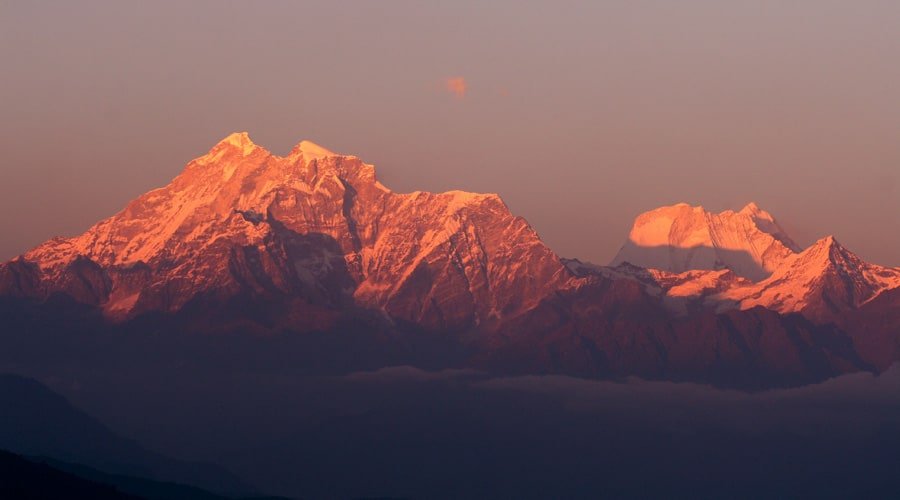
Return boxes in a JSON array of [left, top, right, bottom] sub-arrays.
[[1, 133, 898, 388]]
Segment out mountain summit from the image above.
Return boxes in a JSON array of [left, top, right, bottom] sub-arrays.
[[717, 235, 900, 320], [611, 202, 800, 281], [3, 133, 571, 330]]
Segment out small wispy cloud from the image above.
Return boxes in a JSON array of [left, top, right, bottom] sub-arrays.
[[445, 77, 467, 99]]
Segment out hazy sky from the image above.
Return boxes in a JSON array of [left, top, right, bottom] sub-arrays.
[[2, 1, 898, 265]]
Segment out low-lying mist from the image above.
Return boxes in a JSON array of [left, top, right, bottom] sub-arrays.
[[12, 361, 899, 499]]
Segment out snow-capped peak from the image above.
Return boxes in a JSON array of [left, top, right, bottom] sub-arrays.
[[13, 131, 567, 326], [739, 202, 773, 222], [716, 235, 900, 318], [739, 201, 761, 214], [215, 131, 260, 156], [812, 235, 842, 251], [765, 236, 851, 282], [611, 202, 799, 281], [738, 201, 774, 219], [292, 140, 337, 161]]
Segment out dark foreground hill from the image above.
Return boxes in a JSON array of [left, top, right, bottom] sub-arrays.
[[0, 374, 253, 497]]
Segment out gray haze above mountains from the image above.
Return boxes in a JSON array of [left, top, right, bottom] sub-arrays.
[[2, 1, 899, 265]]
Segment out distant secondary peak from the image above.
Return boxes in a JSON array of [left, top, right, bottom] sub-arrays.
[[740, 202, 761, 214], [739, 201, 778, 221], [669, 202, 701, 210], [784, 236, 861, 273], [612, 201, 800, 281], [802, 235, 840, 254], [212, 131, 261, 156], [818, 234, 838, 245], [289, 140, 338, 161], [810, 235, 843, 254], [632, 203, 700, 222]]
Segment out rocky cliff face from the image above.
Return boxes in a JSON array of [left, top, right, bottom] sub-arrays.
[[4, 133, 573, 331]]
